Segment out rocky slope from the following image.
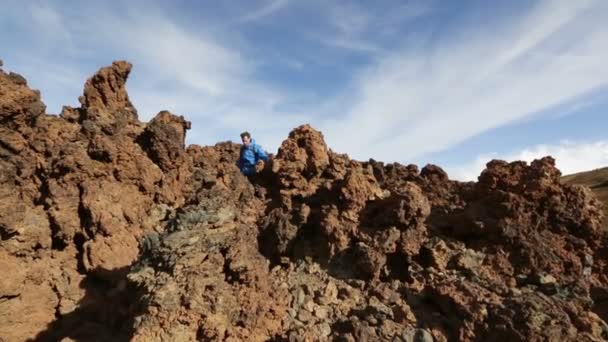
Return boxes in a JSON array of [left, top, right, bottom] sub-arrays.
[[1, 60, 607, 342], [563, 167, 608, 220]]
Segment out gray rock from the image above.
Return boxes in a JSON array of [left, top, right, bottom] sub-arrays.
[[402, 328, 433, 342], [402, 328, 416, 342], [368, 296, 393, 318], [455, 249, 485, 271], [365, 315, 378, 325], [415, 329, 433, 342], [214, 207, 236, 225], [296, 288, 306, 305], [529, 273, 557, 285], [585, 253, 594, 266]]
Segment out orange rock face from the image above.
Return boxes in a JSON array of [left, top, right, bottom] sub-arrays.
[[1, 61, 607, 342]]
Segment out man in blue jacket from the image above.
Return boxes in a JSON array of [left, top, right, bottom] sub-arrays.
[[237, 131, 268, 176]]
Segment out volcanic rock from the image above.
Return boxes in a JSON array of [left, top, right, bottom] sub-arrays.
[[1, 60, 607, 342]]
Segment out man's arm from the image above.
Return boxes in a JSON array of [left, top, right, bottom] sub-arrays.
[[255, 144, 268, 162]]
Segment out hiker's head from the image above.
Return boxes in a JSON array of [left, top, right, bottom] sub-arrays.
[[240, 131, 251, 146]]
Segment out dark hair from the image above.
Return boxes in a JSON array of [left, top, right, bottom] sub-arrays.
[[240, 131, 251, 139]]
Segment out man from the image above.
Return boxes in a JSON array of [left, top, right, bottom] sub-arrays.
[[237, 131, 268, 176]]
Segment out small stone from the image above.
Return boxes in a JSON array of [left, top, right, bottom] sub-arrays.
[[369, 296, 393, 318], [309, 262, 321, 273], [325, 282, 338, 299], [414, 329, 433, 342], [339, 286, 361, 303], [365, 315, 378, 325], [347, 279, 366, 289], [303, 299, 315, 312], [539, 274, 556, 285], [587, 312, 608, 337], [298, 309, 313, 322], [288, 308, 297, 318], [318, 282, 339, 304], [585, 254, 594, 266], [393, 302, 416, 323], [296, 288, 306, 305], [314, 306, 329, 319], [454, 249, 485, 271], [529, 273, 557, 285], [510, 288, 522, 296], [402, 328, 433, 342], [318, 323, 331, 337], [288, 331, 299, 342], [515, 274, 528, 286]]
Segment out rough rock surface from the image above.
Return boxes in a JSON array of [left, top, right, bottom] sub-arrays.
[[1, 61, 607, 342], [0, 61, 193, 341]]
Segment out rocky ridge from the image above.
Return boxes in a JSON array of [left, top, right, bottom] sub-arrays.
[[0, 60, 607, 341]]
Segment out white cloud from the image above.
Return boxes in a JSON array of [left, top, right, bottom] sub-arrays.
[[97, 10, 306, 150], [6, 1, 305, 151], [447, 140, 608, 181], [28, 3, 71, 42], [97, 14, 248, 97], [317, 36, 384, 54], [5, 0, 608, 168], [319, 0, 608, 162], [238, 0, 289, 23], [314, 1, 431, 54]]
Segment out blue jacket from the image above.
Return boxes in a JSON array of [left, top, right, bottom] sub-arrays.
[[237, 139, 268, 176]]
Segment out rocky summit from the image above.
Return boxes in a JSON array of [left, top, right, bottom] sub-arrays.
[[1, 61, 607, 342]]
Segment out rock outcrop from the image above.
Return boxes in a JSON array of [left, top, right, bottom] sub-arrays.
[[1, 61, 606, 342], [0, 61, 193, 341]]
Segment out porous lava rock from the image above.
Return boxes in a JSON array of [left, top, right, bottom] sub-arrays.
[[1, 60, 607, 342]]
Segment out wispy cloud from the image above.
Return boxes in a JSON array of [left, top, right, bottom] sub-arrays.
[[447, 140, 608, 181], [28, 3, 72, 44], [238, 0, 290, 23], [319, 0, 608, 162], [2, 1, 306, 150], [3, 0, 607, 169], [85, 5, 306, 148], [317, 36, 384, 54], [313, 1, 431, 54]]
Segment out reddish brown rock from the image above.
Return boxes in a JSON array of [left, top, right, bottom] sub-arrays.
[[0, 61, 194, 341], [1, 60, 607, 342], [78, 61, 139, 135], [271, 124, 330, 198], [0, 67, 45, 131], [138, 110, 191, 172]]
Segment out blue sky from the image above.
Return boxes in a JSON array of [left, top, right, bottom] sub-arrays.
[[2, 0, 607, 180]]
